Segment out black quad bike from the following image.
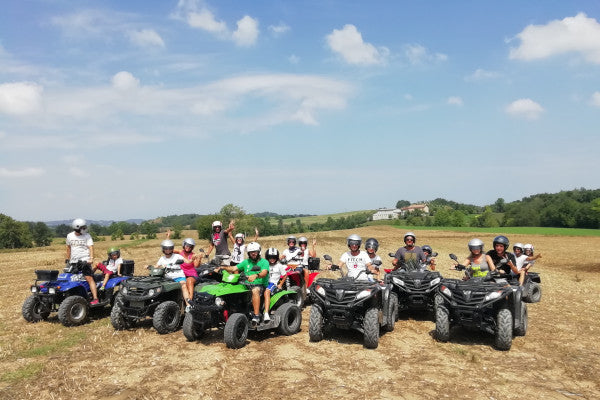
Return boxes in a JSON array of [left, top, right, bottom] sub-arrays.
[[182, 266, 302, 349], [111, 260, 186, 334], [308, 255, 395, 349], [435, 254, 528, 351], [384, 252, 443, 317]]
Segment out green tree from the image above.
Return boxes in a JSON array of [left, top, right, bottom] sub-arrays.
[[0, 214, 33, 248], [32, 222, 53, 246], [493, 198, 506, 213], [54, 224, 71, 238], [395, 200, 410, 209]]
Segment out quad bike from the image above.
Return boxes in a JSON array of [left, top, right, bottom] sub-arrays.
[[435, 254, 528, 351], [282, 256, 321, 308], [308, 255, 395, 349], [384, 252, 443, 316], [111, 260, 186, 334], [22, 259, 133, 327], [182, 266, 302, 349]]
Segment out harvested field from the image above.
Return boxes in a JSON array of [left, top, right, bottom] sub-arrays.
[[1, 226, 599, 399]]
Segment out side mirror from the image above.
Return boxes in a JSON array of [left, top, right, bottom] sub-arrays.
[[388, 252, 395, 258], [323, 254, 332, 261], [372, 260, 382, 267], [331, 265, 340, 271], [449, 253, 458, 261], [175, 259, 184, 265], [431, 252, 438, 257]]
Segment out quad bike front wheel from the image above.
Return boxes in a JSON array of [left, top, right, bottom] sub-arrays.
[[435, 305, 450, 342], [153, 301, 181, 334], [224, 313, 249, 349], [22, 295, 51, 323], [382, 292, 398, 332], [182, 312, 204, 341], [58, 296, 89, 326], [308, 305, 324, 342], [494, 308, 513, 351], [363, 307, 380, 349], [110, 299, 134, 330]]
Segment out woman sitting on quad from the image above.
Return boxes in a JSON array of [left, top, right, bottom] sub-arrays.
[[218, 242, 269, 326], [173, 237, 204, 304], [93, 247, 124, 291], [451, 238, 493, 279]]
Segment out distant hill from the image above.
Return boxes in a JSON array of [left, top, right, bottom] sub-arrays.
[[45, 219, 145, 227]]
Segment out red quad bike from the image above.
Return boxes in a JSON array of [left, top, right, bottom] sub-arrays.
[[283, 256, 321, 308]]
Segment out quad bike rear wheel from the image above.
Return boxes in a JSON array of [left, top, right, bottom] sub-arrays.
[[382, 292, 398, 332], [276, 302, 302, 335], [514, 302, 528, 337], [58, 295, 89, 326], [528, 282, 542, 303]]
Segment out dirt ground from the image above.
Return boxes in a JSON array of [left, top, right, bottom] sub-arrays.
[[1, 226, 599, 400]]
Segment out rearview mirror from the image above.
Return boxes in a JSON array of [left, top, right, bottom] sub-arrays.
[[372, 260, 382, 266], [175, 259, 184, 265], [331, 265, 340, 271], [388, 252, 395, 258], [323, 254, 332, 261], [449, 253, 458, 261]]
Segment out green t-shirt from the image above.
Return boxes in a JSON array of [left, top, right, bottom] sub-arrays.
[[236, 258, 270, 286]]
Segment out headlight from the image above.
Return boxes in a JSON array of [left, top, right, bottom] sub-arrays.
[[356, 289, 371, 300], [316, 285, 326, 297], [215, 297, 225, 306], [485, 291, 502, 301], [49, 288, 56, 294], [30, 286, 37, 293], [121, 287, 128, 295], [440, 285, 452, 298], [430, 277, 441, 287], [392, 277, 405, 286], [148, 289, 154, 297]]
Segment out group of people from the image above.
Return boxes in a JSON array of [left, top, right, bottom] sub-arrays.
[[65, 217, 541, 317]]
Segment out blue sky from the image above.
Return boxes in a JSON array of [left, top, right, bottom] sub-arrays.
[[1, 0, 599, 222]]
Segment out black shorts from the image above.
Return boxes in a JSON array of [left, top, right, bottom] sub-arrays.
[[81, 263, 93, 277]]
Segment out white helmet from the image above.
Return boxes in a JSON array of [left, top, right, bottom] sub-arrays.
[[523, 243, 534, 252], [287, 236, 297, 245], [182, 238, 195, 249], [247, 242, 261, 254], [468, 238, 484, 252], [212, 221, 222, 229], [235, 233, 245, 240], [298, 236, 308, 246], [513, 242, 524, 251], [347, 234, 362, 247], [404, 232, 416, 243], [71, 218, 87, 230], [161, 240, 175, 253]]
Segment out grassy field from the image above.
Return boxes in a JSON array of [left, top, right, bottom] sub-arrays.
[[274, 210, 374, 225], [1, 226, 599, 399]]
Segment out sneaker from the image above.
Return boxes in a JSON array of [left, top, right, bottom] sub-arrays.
[[99, 285, 105, 291], [263, 312, 271, 322], [90, 299, 99, 305], [185, 305, 191, 313], [251, 314, 260, 327]]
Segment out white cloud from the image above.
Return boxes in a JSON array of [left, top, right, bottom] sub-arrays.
[[591, 92, 600, 107], [111, 71, 140, 90], [509, 13, 600, 64], [326, 24, 386, 66], [128, 29, 165, 48], [447, 96, 463, 106], [0, 167, 45, 178], [186, 8, 228, 35], [404, 44, 447, 65], [465, 68, 501, 82], [232, 16, 259, 47], [0, 82, 43, 115], [506, 98, 544, 120], [269, 23, 290, 36]]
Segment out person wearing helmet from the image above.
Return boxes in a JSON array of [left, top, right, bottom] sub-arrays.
[[339, 234, 379, 281], [93, 247, 124, 291], [66, 218, 99, 305], [485, 235, 519, 277], [365, 238, 382, 267], [230, 227, 259, 266], [516, 243, 542, 285], [421, 245, 437, 271], [206, 220, 235, 265], [153, 240, 192, 305], [450, 238, 492, 279], [297, 236, 317, 290], [219, 242, 269, 326], [392, 232, 426, 271], [263, 247, 287, 322], [173, 237, 204, 302]]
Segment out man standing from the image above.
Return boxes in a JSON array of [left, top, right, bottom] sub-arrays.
[[66, 218, 99, 305]]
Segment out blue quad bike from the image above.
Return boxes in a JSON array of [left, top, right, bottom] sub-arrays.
[[22, 260, 134, 326]]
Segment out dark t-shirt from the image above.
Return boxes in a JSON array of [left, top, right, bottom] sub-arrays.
[[486, 250, 516, 275], [211, 231, 231, 256], [394, 246, 426, 270]]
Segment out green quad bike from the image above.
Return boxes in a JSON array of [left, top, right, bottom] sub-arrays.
[[182, 267, 302, 349], [111, 260, 186, 334]]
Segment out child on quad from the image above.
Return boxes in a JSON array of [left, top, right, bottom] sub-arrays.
[[153, 240, 191, 305], [230, 228, 259, 266], [218, 242, 269, 326], [66, 218, 99, 305], [421, 245, 437, 270], [94, 247, 124, 291], [263, 247, 288, 322]]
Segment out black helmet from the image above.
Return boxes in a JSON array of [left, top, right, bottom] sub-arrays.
[[365, 238, 379, 251], [492, 235, 509, 250], [265, 247, 280, 260], [421, 245, 432, 255]]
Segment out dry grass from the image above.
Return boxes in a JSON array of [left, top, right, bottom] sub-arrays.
[[1, 226, 599, 399]]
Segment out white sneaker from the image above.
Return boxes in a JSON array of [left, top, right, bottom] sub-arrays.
[[263, 313, 271, 322]]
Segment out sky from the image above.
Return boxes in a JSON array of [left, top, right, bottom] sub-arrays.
[[1, 0, 600, 222]]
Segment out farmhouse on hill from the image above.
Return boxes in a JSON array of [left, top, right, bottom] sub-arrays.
[[372, 204, 429, 220]]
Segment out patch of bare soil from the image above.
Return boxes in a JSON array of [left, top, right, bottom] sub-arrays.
[[1, 226, 599, 399]]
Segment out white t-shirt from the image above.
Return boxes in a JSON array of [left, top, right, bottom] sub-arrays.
[[340, 251, 372, 281], [157, 254, 185, 279], [282, 247, 302, 266], [513, 254, 530, 276], [268, 262, 288, 284], [66, 232, 93, 262], [367, 254, 382, 267], [106, 258, 123, 274], [231, 243, 247, 264]]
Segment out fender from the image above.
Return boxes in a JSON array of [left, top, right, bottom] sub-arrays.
[[269, 290, 297, 309], [105, 276, 130, 290]]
